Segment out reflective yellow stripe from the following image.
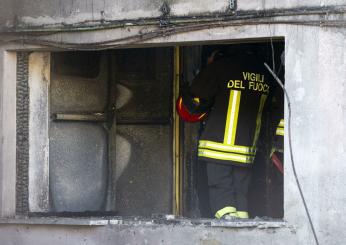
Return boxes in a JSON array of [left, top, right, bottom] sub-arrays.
[[236, 211, 249, 219], [276, 119, 284, 136], [279, 119, 284, 127], [193, 97, 200, 104], [198, 113, 207, 119], [252, 94, 267, 147], [199, 140, 256, 155], [276, 127, 284, 136], [215, 206, 237, 219], [224, 90, 241, 145], [198, 149, 254, 164]]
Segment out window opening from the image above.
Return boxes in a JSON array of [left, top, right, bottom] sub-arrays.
[[17, 40, 284, 220]]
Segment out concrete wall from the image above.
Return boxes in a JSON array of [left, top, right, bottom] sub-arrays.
[[237, 0, 346, 10], [1, 22, 346, 244], [0, 222, 297, 245], [1, 0, 346, 244], [0, 0, 230, 28], [1, 0, 345, 29]]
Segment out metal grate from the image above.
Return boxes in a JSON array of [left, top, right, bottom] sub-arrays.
[[16, 52, 30, 214]]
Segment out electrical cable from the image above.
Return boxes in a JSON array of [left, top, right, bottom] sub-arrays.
[[2, 5, 346, 34], [264, 63, 320, 245], [2, 19, 346, 51]]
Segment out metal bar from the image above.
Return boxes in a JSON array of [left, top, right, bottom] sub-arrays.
[[106, 52, 117, 212], [52, 113, 107, 122], [116, 119, 170, 125], [173, 46, 182, 215]]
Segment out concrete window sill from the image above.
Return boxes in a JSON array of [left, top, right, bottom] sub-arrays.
[[0, 216, 287, 228]]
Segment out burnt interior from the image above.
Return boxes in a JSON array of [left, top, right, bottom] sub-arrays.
[[49, 48, 173, 216], [19, 41, 284, 218]]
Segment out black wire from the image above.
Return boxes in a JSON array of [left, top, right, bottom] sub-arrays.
[[264, 63, 320, 245], [2, 5, 346, 34], [2, 19, 346, 51]]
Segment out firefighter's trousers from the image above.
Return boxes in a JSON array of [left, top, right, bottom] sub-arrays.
[[203, 160, 252, 216]]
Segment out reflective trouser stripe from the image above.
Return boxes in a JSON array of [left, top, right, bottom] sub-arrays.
[[198, 149, 254, 164], [224, 90, 241, 145], [252, 94, 268, 147], [236, 211, 249, 219], [215, 206, 237, 219], [276, 127, 284, 136], [199, 140, 256, 155], [279, 119, 284, 127], [276, 119, 284, 136]]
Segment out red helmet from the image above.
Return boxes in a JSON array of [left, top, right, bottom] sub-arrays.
[[176, 96, 207, 122]]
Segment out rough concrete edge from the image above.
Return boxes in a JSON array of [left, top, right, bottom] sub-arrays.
[[0, 217, 108, 226], [0, 216, 289, 228]]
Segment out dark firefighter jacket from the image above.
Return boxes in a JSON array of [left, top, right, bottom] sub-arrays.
[[188, 54, 274, 167]]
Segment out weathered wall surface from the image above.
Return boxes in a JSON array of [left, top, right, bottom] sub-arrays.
[[1, 0, 345, 29], [0, 0, 230, 28], [237, 0, 346, 10], [0, 48, 16, 217], [0, 223, 297, 245], [28, 52, 50, 212]]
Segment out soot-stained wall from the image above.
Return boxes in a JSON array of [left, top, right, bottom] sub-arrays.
[[2, 0, 344, 30]]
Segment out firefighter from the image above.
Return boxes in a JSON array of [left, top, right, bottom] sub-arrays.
[[177, 46, 273, 219]]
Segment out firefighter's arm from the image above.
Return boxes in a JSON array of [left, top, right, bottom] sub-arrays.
[[176, 85, 212, 122], [176, 62, 219, 122]]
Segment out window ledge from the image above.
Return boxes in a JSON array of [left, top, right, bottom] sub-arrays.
[[0, 217, 108, 226], [0, 216, 288, 228]]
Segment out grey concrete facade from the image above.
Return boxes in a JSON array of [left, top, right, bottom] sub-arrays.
[[1, 0, 346, 244], [0, 221, 295, 245], [1, 0, 345, 28]]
